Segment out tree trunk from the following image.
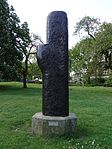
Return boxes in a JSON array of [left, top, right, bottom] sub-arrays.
[[23, 56, 28, 88], [23, 70, 27, 88], [86, 72, 91, 84]]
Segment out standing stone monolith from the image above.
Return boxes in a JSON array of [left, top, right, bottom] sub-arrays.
[[32, 11, 77, 136], [37, 11, 69, 117]]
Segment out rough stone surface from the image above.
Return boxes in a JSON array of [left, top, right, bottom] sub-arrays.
[[32, 112, 77, 136], [37, 11, 69, 117]]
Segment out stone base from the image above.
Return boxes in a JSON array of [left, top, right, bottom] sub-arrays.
[[32, 112, 77, 136]]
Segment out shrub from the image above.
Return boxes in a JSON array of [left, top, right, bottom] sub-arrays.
[[104, 73, 112, 87]]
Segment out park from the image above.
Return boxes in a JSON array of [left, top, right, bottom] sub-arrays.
[[0, 82, 112, 148], [0, 0, 112, 149]]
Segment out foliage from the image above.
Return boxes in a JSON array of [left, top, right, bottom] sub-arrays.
[[74, 16, 100, 40], [0, 0, 30, 81], [71, 16, 112, 85], [28, 62, 42, 80], [104, 73, 112, 87], [69, 38, 102, 84], [21, 33, 43, 88], [0, 82, 112, 148], [95, 22, 112, 70]]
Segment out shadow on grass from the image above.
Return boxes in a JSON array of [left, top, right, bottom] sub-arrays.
[[0, 84, 13, 90], [0, 83, 42, 97]]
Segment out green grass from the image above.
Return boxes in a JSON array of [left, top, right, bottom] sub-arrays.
[[0, 82, 112, 149]]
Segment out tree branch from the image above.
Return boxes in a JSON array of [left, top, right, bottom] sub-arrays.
[[88, 32, 96, 40]]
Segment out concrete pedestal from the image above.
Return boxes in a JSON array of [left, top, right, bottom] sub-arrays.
[[32, 112, 77, 136]]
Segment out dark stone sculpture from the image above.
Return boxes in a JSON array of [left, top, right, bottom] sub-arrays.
[[37, 11, 69, 117]]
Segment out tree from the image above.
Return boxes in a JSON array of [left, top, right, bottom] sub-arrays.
[[70, 37, 106, 85], [74, 16, 100, 40], [72, 17, 112, 85], [69, 38, 97, 84], [28, 62, 42, 81], [0, 0, 30, 81], [21, 33, 43, 88], [95, 22, 112, 71]]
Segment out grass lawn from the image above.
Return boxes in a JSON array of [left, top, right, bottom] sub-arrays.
[[0, 82, 112, 149]]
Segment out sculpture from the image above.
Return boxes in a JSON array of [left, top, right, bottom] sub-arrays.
[[37, 11, 69, 116]]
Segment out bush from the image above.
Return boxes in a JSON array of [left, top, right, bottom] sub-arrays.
[[104, 74, 112, 87], [90, 78, 105, 86]]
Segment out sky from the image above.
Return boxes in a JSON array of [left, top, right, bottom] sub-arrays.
[[8, 0, 112, 48]]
